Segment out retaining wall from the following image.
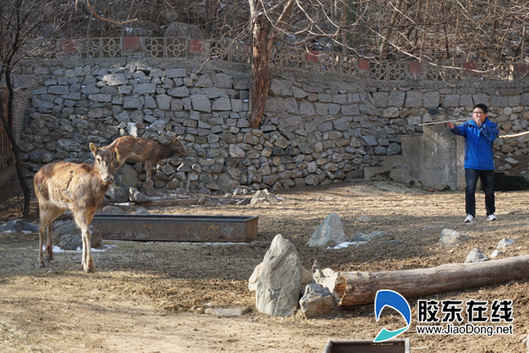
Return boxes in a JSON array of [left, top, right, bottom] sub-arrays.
[[11, 56, 529, 193]]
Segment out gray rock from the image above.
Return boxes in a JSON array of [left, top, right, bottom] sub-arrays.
[[88, 94, 112, 103], [123, 96, 143, 109], [307, 213, 348, 247], [0, 219, 39, 233], [217, 173, 239, 193], [105, 184, 130, 203], [54, 219, 103, 250], [248, 234, 313, 317], [496, 238, 515, 250], [464, 248, 488, 263], [99, 205, 126, 214], [134, 83, 156, 95], [212, 97, 231, 111], [102, 73, 127, 86], [118, 85, 133, 95], [440, 228, 468, 247], [405, 91, 423, 107], [299, 283, 336, 318], [229, 144, 245, 158], [362, 135, 378, 146], [489, 249, 502, 258], [156, 95, 171, 110], [424, 92, 440, 108], [48, 85, 69, 95], [299, 101, 315, 116], [443, 95, 460, 107], [215, 73, 233, 89], [270, 79, 292, 96], [191, 94, 211, 112], [129, 188, 150, 202], [168, 86, 189, 97], [383, 107, 400, 118], [389, 91, 405, 106], [249, 189, 282, 205], [196, 74, 213, 88], [57, 139, 81, 152], [165, 68, 186, 78]]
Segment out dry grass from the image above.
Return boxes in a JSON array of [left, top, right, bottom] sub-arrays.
[[1, 181, 529, 352]]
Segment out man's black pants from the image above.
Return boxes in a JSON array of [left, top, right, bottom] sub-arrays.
[[465, 168, 495, 217]]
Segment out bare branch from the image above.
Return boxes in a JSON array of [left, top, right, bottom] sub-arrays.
[[85, 0, 138, 26]]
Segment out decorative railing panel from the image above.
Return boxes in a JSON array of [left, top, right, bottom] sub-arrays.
[[25, 36, 528, 81]]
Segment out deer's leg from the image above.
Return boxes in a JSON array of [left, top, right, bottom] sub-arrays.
[[45, 207, 64, 263], [38, 222, 46, 268], [144, 160, 153, 186], [38, 205, 62, 267], [74, 209, 96, 273], [80, 227, 94, 273], [46, 223, 53, 261], [38, 205, 48, 267]]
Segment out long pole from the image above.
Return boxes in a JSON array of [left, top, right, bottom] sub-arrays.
[[418, 120, 529, 138], [499, 131, 529, 139], [418, 119, 467, 126]]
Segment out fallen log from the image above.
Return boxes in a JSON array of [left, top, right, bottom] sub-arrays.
[[320, 254, 529, 307]]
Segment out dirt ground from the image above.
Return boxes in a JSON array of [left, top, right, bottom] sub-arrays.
[[1, 180, 529, 353]]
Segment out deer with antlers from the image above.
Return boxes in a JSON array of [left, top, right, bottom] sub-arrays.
[[33, 142, 116, 272], [101, 135, 186, 185]]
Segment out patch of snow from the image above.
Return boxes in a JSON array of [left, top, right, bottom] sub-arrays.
[[41, 245, 65, 253], [147, 241, 251, 247], [327, 241, 367, 249], [40, 244, 116, 253], [76, 244, 116, 252]]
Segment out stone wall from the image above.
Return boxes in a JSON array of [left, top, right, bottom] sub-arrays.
[[14, 57, 529, 194]]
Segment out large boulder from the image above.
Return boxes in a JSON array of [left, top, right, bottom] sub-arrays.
[[248, 234, 312, 316]]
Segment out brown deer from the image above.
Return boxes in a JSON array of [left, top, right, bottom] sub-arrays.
[[101, 135, 186, 185], [33, 142, 116, 272]]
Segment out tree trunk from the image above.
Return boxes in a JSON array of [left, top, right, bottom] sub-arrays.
[[4, 70, 30, 218], [321, 255, 529, 307], [249, 16, 272, 129]]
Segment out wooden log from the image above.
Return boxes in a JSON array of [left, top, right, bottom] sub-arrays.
[[327, 255, 529, 307]]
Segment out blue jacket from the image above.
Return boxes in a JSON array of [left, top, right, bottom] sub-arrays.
[[450, 118, 499, 170]]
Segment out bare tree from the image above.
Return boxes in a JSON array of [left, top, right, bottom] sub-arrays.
[[242, 0, 529, 126], [0, 0, 62, 217], [248, 0, 295, 128]]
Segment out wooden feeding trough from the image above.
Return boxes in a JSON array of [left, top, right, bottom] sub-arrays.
[[323, 339, 410, 353], [92, 214, 258, 242]]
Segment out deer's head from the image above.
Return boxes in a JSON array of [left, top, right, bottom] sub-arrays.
[[89, 142, 115, 185], [171, 136, 187, 156]]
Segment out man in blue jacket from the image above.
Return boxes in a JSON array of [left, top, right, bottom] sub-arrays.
[[447, 104, 499, 224]]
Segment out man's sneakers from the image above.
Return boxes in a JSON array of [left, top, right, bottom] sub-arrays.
[[464, 214, 475, 224], [464, 214, 497, 223]]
